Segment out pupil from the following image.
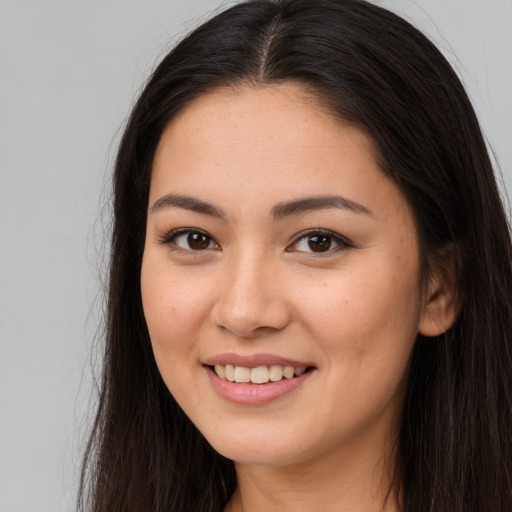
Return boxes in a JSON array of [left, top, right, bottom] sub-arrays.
[[308, 235, 331, 252], [188, 233, 210, 250]]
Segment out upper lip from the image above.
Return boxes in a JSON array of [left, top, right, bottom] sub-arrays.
[[202, 353, 314, 368]]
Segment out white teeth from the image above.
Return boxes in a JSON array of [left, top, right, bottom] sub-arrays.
[[214, 364, 225, 379], [213, 364, 309, 383], [250, 366, 270, 384], [269, 365, 283, 381], [234, 366, 251, 383], [283, 366, 294, 379], [225, 364, 235, 382]]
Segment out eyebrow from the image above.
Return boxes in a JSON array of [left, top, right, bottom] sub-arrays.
[[150, 193, 371, 219], [271, 195, 372, 220], [151, 194, 226, 218]]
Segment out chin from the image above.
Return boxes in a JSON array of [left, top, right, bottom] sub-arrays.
[[214, 443, 303, 467], [198, 424, 320, 467]]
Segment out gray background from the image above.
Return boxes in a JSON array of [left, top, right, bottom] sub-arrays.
[[1, 1, 510, 510]]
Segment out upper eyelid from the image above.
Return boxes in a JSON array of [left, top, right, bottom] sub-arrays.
[[160, 227, 210, 238], [285, 230, 354, 257], [157, 227, 352, 250], [288, 228, 352, 246], [158, 227, 218, 245]]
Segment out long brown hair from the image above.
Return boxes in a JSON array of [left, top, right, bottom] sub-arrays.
[[79, 1, 512, 510]]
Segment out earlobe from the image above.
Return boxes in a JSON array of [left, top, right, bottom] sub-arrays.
[[418, 245, 462, 337]]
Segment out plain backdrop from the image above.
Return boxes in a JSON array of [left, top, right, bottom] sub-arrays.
[[0, 1, 511, 510]]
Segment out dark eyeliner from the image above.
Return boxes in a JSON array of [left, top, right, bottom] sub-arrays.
[[287, 228, 354, 252], [157, 228, 193, 246], [157, 228, 216, 249]]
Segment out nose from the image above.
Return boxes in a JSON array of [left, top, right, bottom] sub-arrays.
[[210, 251, 291, 338]]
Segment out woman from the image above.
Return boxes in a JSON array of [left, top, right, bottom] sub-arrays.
[[79, 0, 512, 510]]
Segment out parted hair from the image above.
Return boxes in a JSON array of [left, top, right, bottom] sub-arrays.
[[79, 1, 512, 511]]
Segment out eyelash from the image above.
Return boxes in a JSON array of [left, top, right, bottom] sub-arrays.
[[158, 228, 353, 255], [287, 228, 353, 255], [158, 228, 220, 253]]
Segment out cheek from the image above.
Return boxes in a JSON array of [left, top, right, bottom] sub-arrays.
[[294, 259, 422, 380], [140, 256, 211, 364], [140, 257, 215, 409], [295, 274, 420, 434]]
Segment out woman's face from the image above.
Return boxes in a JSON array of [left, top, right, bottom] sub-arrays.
[[141, 83, 431, 467]]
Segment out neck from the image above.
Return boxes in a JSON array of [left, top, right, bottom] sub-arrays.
[[225, 437, 400, 512]]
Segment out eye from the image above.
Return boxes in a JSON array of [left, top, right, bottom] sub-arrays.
[[288, 229, 351, 254], [160, 229, 220, 251]]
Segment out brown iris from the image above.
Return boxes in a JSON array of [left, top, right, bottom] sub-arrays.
[[308, 235, 332, 252], [187, 232, 211, 250]]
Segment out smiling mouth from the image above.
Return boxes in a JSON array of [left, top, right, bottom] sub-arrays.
[[209, 364, 314, 384]]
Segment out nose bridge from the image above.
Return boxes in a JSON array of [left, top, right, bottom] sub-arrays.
[[212, 244, 290, 337]]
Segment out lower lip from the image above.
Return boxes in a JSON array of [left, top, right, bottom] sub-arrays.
[[204, 366, 315, 405]]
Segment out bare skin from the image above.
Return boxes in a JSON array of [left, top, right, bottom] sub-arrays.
[[141, 83, 458, 512], [225, 430, 400, 512]]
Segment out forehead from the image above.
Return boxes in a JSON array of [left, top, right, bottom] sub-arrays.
[[151, 83, 411, 226], [161, 84, 364, 154]]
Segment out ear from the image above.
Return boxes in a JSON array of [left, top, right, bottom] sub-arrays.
[[418, 244, 462, 337]]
